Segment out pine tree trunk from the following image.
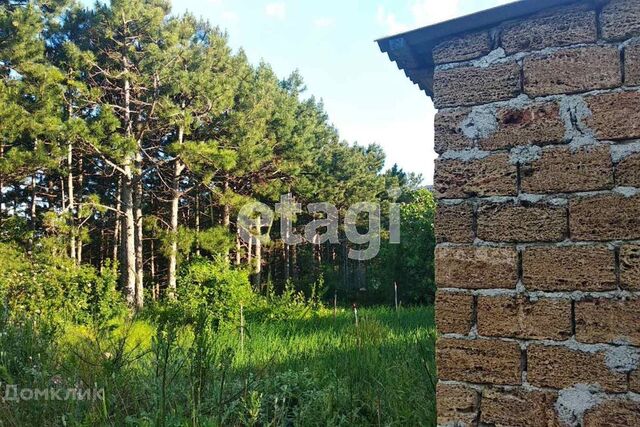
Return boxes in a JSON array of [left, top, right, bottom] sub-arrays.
[[167, 125, 185, 300], [99, 228, 105, 271], [254, 217, 262, 289], [60, 177, 66, 211], [150, 237, 157, 300], [76, 157, 84, 264], [222, 178, 230, 228], [113, 177, 122, 272], [67, 142, 77, 262], [121, 56, 137, 306], [167, 160, 181, 299], [195, 192, 201, 257], [66, 89, 77, 262], [30, 174, 37, 227], [313, 234, 321, 276], [121, 166, 137, 306], [235, 230, 241, 266], [28, 171, 37, 255], [134, 154, 144, 308]]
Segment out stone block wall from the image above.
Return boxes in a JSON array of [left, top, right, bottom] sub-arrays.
[[432, 1, 640, 425]]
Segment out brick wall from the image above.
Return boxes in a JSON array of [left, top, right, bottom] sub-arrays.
[[432, 1, 640, 425]]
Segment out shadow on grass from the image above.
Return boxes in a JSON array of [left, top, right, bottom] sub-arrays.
[[0, 306, 437, 426]]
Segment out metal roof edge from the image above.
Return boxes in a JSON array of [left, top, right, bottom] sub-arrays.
[[376, 0, 595, 98]]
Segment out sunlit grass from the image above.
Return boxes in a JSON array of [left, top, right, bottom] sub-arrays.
[[1, 306, 437, 426]]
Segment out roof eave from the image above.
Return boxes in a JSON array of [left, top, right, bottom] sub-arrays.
[[376, 0, 593, 98]]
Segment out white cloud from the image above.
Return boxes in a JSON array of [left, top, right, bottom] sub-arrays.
[[265, 2, 286, 20], [313, 17, 335, 29]]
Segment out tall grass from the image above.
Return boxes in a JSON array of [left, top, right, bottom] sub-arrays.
[[0, 307, 436, 426]]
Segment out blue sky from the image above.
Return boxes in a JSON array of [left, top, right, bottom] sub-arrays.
[[168, 0, 515, 184]]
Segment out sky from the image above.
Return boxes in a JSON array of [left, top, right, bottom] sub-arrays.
[[168, 0, 516, 184]]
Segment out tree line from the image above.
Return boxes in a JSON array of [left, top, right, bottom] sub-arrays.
[[0, 0, 435, 310]]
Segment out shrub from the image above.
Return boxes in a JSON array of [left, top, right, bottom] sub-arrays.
[[248, 280, 312, 322], [0, 242, 125, 324], [176, 257, 254, 324]]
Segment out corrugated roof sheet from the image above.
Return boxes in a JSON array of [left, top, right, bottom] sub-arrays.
[[376, 0, 591, 98]]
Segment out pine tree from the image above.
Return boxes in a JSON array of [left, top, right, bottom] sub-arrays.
[[156, 15, 237, 297], [0, 0, 67, 240], [67, 0, 174, 307]]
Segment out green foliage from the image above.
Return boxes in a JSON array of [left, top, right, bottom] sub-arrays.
[[159, 226, 233, 263], [2, 0, 436, 311], [249, 280, 312, 322], [176, 257, 254, 323], [0, 1, 439, 423], [0, 306, 436, 426], [0, 241, 126, 324], [369, 188, 437, 305], [396, 189, 437, 303]]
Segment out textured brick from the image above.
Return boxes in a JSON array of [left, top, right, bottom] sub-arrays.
[[631, 369, 640, 393], [481, 102, 566, 151], [434, 109, 473, 154], [433, 32, 491, 65], [435, 246, 518, 289], [523, 46, 621, 96], [436, 383, 478, 426], [523, 246, 616, 292], [477, 202, 567, 243], [625, 39, 640, 86], [527, 345, 627, 392], [434, 154, 517, 199], [436, 292, 474, 335], [600, 0, 640, 41], [584, 399, 640, 427], [434, 102, 565, 153], [477, 296, 572, 340], [436, 203, 474, 244], [521, 145, 613, 194], [437, 338, 521, 385], [480, 389, 559, 427], [616, 152, 640, 187], [576, 298, 640, 345], [585, 92, 640, 141], [433, 62, 521, 108], [501, 6, 596, 54], [569, 194, 640, 241], [620, 245, 640, 291]]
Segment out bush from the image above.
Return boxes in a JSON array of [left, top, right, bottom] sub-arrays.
[[248, 280, 313, 322], [176, 257, 254, 324], [0, 242, 126, 324]]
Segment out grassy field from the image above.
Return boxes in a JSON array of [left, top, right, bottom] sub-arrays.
[[0, 306, 437, 426]]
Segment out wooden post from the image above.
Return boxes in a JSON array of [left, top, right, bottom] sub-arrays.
[[333, 290, 337, 320], [394, 282, 398, 312], [353, 303, 358, 327]]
